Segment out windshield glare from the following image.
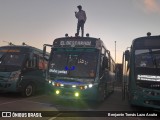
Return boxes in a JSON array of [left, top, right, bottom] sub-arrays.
[[49, 49, 98, 78]]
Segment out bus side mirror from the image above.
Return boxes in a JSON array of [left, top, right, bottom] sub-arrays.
[[102, 56, 108, 69], [125, 50, 130, 61], [43, 46, 46, 57]]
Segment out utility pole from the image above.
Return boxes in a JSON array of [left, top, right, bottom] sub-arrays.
[[115, 41, 116, 63]]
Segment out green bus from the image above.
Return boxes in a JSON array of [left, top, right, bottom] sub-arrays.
[[122, 33, 160, 109], [0, 44, 49, 97], [44, 35, 115, 102]]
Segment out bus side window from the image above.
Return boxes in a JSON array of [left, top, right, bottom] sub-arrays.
[[26, 55, 37, 68], [38, 56, 47, 70], [102, 56, 108, 69]]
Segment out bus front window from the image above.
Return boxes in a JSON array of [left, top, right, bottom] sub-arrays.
[[0, 54, 25, 66], [49, 49, 98, 78], [135, 49, 160, 89], [135, 49, 160, 68]]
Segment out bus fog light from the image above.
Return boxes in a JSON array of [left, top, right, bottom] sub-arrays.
[[72, 85, 76, 88], [75, 92, 79, 97], [56, 90, 60, 94], [49, 80, 52, 84], [88, 84, 93, 88]]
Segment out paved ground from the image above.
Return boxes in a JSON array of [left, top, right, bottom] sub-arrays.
[[0, 86, 159, 120]]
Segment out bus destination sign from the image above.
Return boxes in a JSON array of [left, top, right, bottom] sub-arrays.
[[60, 40, 91, 47], [53, 38, 97, 47], [0, 49, 20, 53]]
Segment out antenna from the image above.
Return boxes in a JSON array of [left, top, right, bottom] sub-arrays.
[[3, 41, 14, 45]]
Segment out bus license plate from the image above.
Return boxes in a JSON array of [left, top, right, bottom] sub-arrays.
[[65, 92, 72, 95]]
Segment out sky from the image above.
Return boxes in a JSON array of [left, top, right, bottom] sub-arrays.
[[0, 0, 160, 63]]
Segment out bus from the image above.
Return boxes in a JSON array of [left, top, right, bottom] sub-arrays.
[[43, 34, 115, 102], [0, 44, 49, 97], [122, 33, 160, 109]]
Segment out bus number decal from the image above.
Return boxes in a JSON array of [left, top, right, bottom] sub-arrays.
[[49, 69, 67, 74]]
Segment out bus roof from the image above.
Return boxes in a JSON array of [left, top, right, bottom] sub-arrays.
[[132, 35, 160, 49], [52, 37, 104, 49], [0, 45, 41, 52], [0, 45, 50, 56]]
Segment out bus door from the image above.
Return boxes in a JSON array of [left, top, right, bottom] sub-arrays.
[[21, 53, 46, 91]]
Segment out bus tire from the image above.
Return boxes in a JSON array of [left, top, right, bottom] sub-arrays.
[[112, 83, 115, 93], [21, 83, 35, 97], [97, 85, 106, 102]]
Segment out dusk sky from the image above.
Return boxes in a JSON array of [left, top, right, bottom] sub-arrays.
[[0, 0, 160, 63]]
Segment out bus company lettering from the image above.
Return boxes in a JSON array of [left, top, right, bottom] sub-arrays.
[[60, 40, 91, 47], [137, 75, 160, 81], [49, 69, 67, 74]]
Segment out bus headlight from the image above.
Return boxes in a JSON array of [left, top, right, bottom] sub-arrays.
[[88, 84, 93, 88], [9, 70, 21, 81], [84, 85, 88, 89], [52, 82, 55, 86]]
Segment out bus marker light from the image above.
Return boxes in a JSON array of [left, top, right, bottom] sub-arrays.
[[80, 86, 84, 90], [56, 83, 60, 87], [56, 90, 60, 94]]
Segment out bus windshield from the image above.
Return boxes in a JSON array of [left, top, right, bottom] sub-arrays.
[[135, 49, 160, 89], [49, 48, 98, 78], [0, 53, 25, 66], [135, 49, 160, 68]]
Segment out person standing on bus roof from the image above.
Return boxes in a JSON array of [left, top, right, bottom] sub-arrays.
[[75, 5, 87, 37]]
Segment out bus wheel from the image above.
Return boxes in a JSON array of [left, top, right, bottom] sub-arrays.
[[22, 83, 35, 97], [97, 86, 106, 102]]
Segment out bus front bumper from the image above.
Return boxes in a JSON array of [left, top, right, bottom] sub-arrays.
[[0, 81, 18, 92], [130, 89, 160, 109], [48, 85, 99, 100]]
